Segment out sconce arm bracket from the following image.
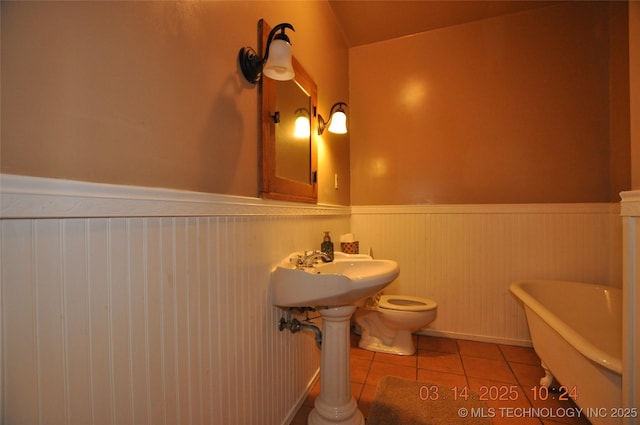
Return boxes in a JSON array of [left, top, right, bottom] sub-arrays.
[[238, 47, 263, 84]]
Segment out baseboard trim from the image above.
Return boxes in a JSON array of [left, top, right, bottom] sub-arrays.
[[281, 368, 320, 425], [416, 329, 533, 348]]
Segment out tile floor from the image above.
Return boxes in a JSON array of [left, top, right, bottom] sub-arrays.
[[290, 333, 591, 425]]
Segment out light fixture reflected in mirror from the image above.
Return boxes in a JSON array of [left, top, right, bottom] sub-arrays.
[[294, 108, 311, 138], [238, 22, 295, 84], [318, 102, 348, 135]]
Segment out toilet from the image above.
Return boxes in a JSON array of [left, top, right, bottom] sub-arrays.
[[355, 294, 437, 356]]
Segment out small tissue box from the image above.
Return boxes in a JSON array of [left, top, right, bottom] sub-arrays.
[[340, 241, 359, 254]]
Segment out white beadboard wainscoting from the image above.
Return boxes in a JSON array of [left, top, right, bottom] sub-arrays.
[[620, 191, 640, 418], [351, 203, 622, 345], [1, 174, 627, 424], [1, 175, 351, 425]]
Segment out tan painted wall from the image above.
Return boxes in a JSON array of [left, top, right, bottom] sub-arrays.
[[3, 1, 633, 206], [349, 2, 630, 204], [1, 1, 351, 205], [609, 1, 631, 201], [631, 1, 640, 190]]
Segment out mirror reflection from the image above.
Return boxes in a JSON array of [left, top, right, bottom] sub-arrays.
[[275, 79, 312, 184]]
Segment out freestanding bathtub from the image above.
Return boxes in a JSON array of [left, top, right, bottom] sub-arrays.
[[510, 280, 623, 425]]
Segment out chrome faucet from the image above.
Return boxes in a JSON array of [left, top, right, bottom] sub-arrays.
[[296, 250, 331, 268]]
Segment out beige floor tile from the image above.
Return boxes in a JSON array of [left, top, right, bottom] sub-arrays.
[[417, 335, 460, 353], [373, 351, 418, 368], [351, 381, 364, 401], [350, 347, 375, 361], [499, 344, 541, 365], [350, 357, 372, 384], [358, 383, 378, 419], [417, 368, 468, 388], [366, 361, 416, 386], [462, 356, 517, 384], [418, 349, 465, 375], [350, 334, 376, 360], [458, 339, 504, 360], [510, 361, 546, 388], [290, 334, 579, 425]]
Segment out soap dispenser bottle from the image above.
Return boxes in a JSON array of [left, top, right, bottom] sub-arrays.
[[321, 231, 334, 262]]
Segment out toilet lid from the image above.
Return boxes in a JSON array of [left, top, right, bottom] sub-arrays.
[[378, 295, 437, 312]]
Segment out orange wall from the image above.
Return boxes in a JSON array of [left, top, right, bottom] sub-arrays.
[[1, 1, 351, 205], [610, 1, 632, 200], [631, 0, 640, 189], [3, 2, 633, 206], [350, 2, 629, 204]]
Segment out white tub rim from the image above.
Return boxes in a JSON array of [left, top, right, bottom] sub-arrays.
[[510, 279, 622, 375]]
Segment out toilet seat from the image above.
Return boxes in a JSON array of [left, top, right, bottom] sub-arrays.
[[378, 295, 437, 312], [357, 294, 438, 355]]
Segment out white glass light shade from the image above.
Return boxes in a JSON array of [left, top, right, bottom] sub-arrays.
[[263, 39, 295, 81], [328, 110, 347, 134], [294, 116, 311, 138]]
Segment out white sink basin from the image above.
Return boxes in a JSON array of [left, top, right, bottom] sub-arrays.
[[271, 252, 399, 307]]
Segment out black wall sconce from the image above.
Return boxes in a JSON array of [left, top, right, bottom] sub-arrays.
[[318, 102, 348, 135], [238, 22, 295, 84]]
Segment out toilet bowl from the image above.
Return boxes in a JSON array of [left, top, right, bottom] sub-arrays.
[[355, 294, 437, 356]]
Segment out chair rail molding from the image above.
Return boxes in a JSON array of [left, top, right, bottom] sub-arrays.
[[0, 174, 350, 219]]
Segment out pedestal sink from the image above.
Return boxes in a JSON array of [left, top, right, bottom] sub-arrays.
[[272, 252, 399, 425]]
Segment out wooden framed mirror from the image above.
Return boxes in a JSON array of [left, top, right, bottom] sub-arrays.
[[260, 20, 318, 203]]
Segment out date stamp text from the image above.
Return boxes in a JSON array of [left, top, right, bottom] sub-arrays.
[[417, 384, 637, 420]]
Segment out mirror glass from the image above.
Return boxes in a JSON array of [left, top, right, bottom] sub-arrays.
[[260, 20, 318, 203], [275, 79, 312, 183]]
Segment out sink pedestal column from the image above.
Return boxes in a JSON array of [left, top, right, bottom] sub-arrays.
[[308, 305, 364, 425]]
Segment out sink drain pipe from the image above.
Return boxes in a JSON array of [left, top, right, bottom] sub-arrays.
[[279, 313, 322, 349]]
